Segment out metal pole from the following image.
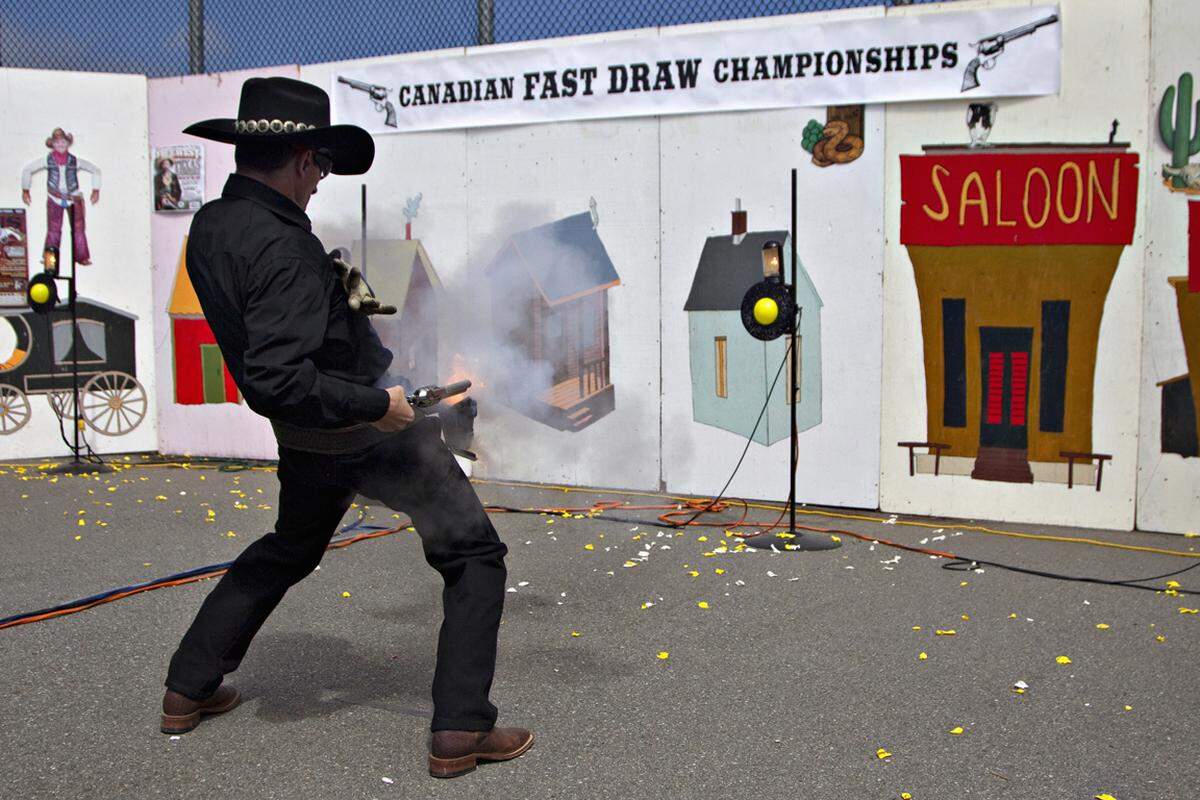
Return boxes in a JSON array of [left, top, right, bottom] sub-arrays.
[[789, 167, 797, 537], [67, 203, 81, 464], [188, 0, 205, 74], [477, 0, 494, 45]]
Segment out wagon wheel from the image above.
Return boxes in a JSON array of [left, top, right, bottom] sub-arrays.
[[0, 383, 31, 435], [48, 388, 79, 421], [82, 371, 147, 436]]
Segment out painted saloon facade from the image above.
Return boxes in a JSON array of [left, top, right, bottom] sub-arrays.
[[899, 143, 1139, 487]]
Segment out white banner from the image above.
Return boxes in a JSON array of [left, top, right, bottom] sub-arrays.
[[332, 5, 1060, 134]]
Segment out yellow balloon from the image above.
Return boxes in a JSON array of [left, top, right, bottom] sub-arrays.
[[29, 283, 50, 305], [753, 296, 779, 326]]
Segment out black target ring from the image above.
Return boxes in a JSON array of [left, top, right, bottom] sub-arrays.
[[740, 277, 796, 341]]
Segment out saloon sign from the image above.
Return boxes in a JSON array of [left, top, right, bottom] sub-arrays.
[[900, 146, 1140, 246]]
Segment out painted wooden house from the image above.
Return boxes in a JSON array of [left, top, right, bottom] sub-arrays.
[[168, 238, 239, 405], [350, 238, 441, 391], [485, 209, 619, 431], [683, 204, 823, 446]]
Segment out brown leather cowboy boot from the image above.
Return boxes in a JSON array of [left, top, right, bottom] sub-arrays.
[[160, 685, 242, 734], [428, 726, 534, 778]]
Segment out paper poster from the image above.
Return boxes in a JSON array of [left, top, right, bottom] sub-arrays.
[[153, 145, 204, 212], [0, 208, 29, 307]]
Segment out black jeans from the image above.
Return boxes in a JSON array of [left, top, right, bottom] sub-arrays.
[[164, 416, 508, 732]]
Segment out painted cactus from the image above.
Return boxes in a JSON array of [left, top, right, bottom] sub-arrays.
[[1160, 72, 1200, 188]]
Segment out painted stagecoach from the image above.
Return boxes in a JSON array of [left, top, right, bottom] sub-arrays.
[[0, 299, 145, 436]]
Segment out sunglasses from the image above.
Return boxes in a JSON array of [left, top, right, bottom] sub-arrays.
[[311, 148, 333, 179]]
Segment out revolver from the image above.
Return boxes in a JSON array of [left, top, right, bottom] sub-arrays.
[[406, 381, 476, 461], [962, 13, 1058, 92], [338, 76, 398, 127]]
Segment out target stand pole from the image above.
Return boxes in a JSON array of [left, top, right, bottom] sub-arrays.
[[44, 202, 113, 475], [748, 167, 839, 552]]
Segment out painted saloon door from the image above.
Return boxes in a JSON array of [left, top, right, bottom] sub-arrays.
[[974, 327, 1035, 482]]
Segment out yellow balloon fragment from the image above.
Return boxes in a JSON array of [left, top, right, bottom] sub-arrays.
[[1123, 705, 1133, 711], [918, 652, 928, 661], [1179, 607, 1198, 614], [961, 614, 970, 621], [1166, 580, 1181, 588], [697, 601, 709, 609], [935, 629, 956, 636], [949, 726, 964, 735], [584, 544, 594, 551], [901, 794, 913, 800], [657, 651, 669, 660], [1095, 794, 1117, 800], [1008, 613, 1018, 619], [1096, 623, 1110, 630], [697, 536, 708, 542], [1156, 635, 1166, 642], [715, 568, 725, 575], [341, 591, 351, 598], [876, 748, 892, 760], [688, 570, 700, 577], [570, 631, 581, 637], [1056, 655, 1072, 665], [912, 626, 921, 631]]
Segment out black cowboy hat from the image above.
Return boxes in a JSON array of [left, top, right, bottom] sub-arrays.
[[184, 76, 374, 175]]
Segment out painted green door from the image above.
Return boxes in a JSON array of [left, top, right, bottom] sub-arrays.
[[200, 344, 226, 404]]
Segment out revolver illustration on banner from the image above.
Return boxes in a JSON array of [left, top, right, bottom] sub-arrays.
[[962, 13, 1059, 92], [337, 76, 398, 127]]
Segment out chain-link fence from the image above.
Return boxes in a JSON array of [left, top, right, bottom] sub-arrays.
[[0, 0, 947, 79]]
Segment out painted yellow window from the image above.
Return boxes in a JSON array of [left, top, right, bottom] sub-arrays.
[[715, 337, 727, 398], [785, 337, 802, 405]]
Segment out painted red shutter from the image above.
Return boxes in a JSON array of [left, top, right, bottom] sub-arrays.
[[986, 352, 1005, 424], [1009, 351, 1029, 425]]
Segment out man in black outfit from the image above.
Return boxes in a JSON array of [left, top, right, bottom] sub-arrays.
[[161, 77, 532, 779]]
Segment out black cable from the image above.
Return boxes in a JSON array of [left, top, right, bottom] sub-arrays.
[[941, 556, 1200, 594]]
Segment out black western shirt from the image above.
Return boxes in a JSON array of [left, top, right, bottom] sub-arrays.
[[185, 174, 392, 429]]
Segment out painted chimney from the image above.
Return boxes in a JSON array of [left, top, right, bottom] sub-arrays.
[[731, 198, 747, 245]]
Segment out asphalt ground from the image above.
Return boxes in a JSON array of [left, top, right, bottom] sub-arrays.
[[0, 454, 1196, 800]]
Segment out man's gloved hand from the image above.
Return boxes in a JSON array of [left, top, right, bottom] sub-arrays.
[[330, 252, 397, 315]]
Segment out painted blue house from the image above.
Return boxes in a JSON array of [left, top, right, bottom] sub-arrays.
[[683, 206, 822, 445]]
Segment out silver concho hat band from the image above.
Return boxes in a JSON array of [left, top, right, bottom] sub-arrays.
[[234, 119, 316, 134]]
